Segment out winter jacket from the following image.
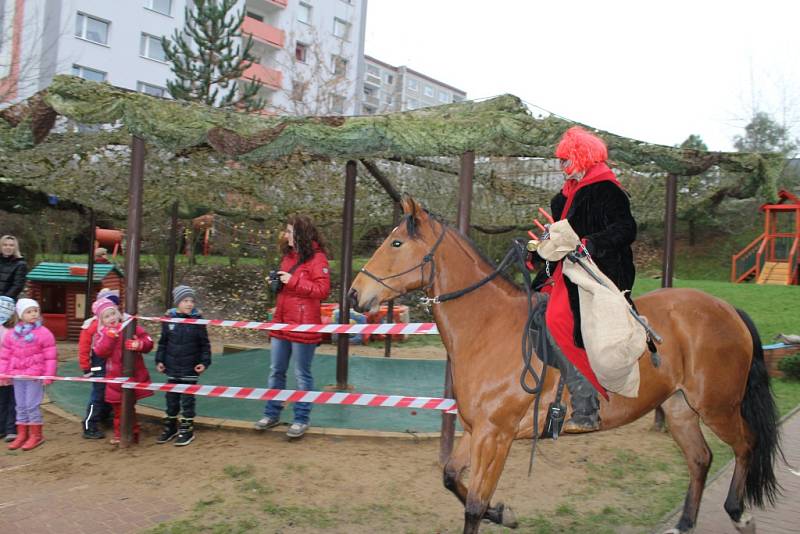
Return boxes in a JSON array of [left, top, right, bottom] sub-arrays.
[[93, 325, 154, 403], [0, 255, 27, 299], [0, 323, 57, 377], [271, 245, 331, 344], [532, 163, 637, 346], [78, 318, 99, 372], [155, 309, 211, 379]]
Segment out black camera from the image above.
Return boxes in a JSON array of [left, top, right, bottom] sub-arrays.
[[268, 270, 283, 294]]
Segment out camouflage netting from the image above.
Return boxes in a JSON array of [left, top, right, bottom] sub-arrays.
[[0, 75, 785, 216]]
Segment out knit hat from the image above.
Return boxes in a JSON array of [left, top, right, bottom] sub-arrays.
[[0, 296, 15, 324], [16, 298, 39, 318], [172, 285, 197, 306], [97, 287, 121, 305], [92, 297, 117, 318]]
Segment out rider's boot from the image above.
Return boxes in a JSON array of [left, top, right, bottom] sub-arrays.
[[562, 365, 600, 433]]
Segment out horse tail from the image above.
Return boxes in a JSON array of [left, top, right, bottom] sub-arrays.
[[735, 308, 783, 508]]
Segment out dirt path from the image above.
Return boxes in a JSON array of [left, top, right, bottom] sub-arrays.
[[0, 406, 690, 534]]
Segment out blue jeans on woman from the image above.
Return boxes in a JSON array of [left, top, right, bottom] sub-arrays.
[[263, 337, 316, 425]]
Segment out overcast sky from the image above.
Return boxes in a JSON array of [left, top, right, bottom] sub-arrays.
[[364, 0, 800, 152]]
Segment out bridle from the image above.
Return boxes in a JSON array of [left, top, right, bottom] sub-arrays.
[[358, 215, 448, 301]]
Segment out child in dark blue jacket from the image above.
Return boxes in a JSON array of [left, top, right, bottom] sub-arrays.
[[155, 286, 211, 446]]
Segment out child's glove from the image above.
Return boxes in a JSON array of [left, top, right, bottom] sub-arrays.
[[82, 369, 92, 378], [125, 339, 142, 351]]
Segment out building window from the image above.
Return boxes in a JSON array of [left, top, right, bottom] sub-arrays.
[[384, 73, 394, 85], [140, 33, 166, 62], [406, 78, 418, 91], [295, 42, 308, 63], [75, 13, 109, 45], [330, 94, 345, 114], [423, 84, 434, 98], [406, 98, 418, 110], [332, 55, 348, 76], [453, 94, 465, 103], [246, 11, 264, 22], [137, 81, 166, 97], [438, 91, 450, 103], [333, 17, 350, 39], [72, 64, 106, 82], [366, 64, 379, 77], [291, 79, 307, 101], [298, 2, 312, 24], [145, 0, 172, 16]]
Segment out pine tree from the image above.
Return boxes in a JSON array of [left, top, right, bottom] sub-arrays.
[[163, 0, 265, 111]]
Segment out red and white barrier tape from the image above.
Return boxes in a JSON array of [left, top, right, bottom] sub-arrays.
[[137, 316, 439, 335], [0, 374, 458, 413]]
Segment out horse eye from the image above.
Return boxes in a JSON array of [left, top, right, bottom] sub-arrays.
[[391, 240, 403, 248]]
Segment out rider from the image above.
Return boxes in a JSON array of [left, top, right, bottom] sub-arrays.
[[531, 126, 637, 433]]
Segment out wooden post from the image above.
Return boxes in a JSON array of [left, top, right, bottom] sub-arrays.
[[661, 173, 678, 288], [120, 135, 145, 448], [84, 210, 96, 320], [440, 150, 474, 465], [165, 201, 178, 308], [336, 160, 357, 389]]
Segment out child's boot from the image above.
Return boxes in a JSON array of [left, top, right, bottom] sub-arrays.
[[174, 418, 194, 446], [156, 416, 178, 444], [7, 424, 27, 450], [21, 424, 44, 450]]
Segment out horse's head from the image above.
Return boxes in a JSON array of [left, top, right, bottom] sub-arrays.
[[349, 196, 443, 313]]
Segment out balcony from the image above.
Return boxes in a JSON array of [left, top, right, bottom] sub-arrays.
[[243, 16, 284, 49], [247, 0, 287, 12], [243, 62, 282, 91]]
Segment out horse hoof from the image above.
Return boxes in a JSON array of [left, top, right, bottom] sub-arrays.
[[733, 512, 755, 534], [500, 504, 518, 528]]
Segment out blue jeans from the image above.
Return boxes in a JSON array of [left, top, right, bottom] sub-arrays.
[[263, 338, 316, 425]]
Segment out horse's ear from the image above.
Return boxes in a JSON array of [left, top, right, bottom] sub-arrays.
[[400, 195, 426, 220]]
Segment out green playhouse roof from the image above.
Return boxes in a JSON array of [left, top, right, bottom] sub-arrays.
[[27, 262, 124, 283]]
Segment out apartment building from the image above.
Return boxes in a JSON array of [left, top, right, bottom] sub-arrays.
[[362, 55, 466, 114], [1, 0, 367, 115]]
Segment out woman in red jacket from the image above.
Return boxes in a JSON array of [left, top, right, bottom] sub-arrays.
[[255, 215, 330, 438]]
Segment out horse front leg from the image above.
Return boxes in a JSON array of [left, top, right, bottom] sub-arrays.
[[462, 425, 515, 534], [443, 431, 517, 528]]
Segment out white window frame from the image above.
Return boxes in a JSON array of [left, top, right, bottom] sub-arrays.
[[423, 84, 434, 98], [140, 33, 167, 62], [72, 64, 107, 82], [406, 98, 418, 110], [333, 17, 350, 40], [137, 81, 166, 97], [145, 0, 172, 16], [438, 91, 450, 103], [384, 73, 394, 85], [298, 2, 312, 24], [406, 78, 418, 91], [75, 12, 109, 45], [330, 94, 345, 114], [332, 55, 348, 76]]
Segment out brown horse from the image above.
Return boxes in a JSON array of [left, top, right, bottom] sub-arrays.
[[348, 197, 781, 534]]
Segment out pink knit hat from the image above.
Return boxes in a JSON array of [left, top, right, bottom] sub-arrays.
[[92, 298, 117, 318]]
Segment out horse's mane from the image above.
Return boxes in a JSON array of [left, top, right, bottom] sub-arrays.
[[404, 211, 525, 295]]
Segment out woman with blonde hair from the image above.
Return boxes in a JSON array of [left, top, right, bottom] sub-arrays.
[[0, 235, 27, 300]]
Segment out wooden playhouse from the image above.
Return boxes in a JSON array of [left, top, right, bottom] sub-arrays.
[[25, 263, 125, 340]]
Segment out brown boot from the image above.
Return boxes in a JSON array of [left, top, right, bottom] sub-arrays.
[[7, 424, 27, 450], [21, 424, 44, 450]]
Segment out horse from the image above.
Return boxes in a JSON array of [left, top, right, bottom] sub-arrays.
[[348, 197, 781, 534]]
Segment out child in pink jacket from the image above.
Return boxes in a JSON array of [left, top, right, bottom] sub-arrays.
[[92, 298, 153, 445], [0, 298, 57, 451]]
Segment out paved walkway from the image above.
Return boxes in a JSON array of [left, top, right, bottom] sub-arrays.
[[659, 409, 800, 533]]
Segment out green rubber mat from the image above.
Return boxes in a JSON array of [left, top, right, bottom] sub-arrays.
[[49, 350, 450, 433]]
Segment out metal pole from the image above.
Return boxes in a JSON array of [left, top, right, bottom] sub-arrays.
[[165, 201, 178, 308], [661, 173, 678, 288], [384, 202, 402, 358], [336, 160, 357, 389], [120, 135, 145, 448], [84, 210, 96, 320], [440, 150, 474, 465]]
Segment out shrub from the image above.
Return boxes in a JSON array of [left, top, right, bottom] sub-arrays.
[[778, 354, 800, 380]]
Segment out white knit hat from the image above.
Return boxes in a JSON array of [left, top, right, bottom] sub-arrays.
[[16, 298, 39, 318]]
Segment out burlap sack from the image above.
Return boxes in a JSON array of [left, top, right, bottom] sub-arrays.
[[536, 219, 581, 261], [563, 257, 646, 397]]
